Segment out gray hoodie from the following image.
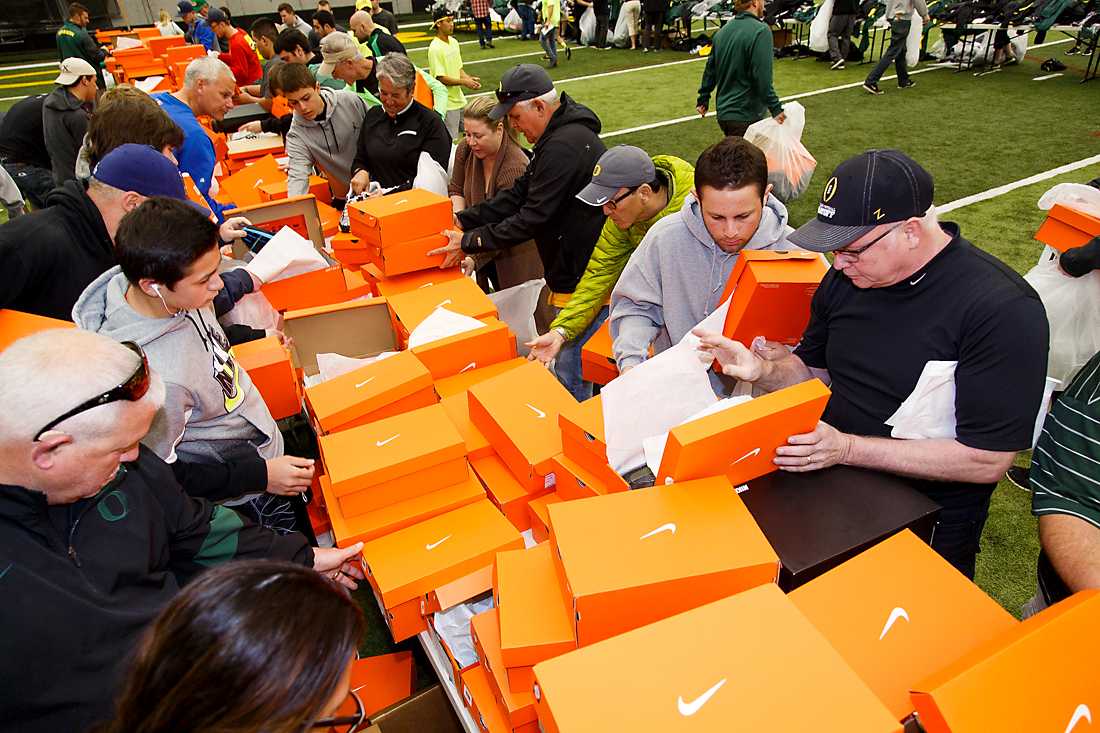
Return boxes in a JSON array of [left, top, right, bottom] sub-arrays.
[[285, 86, 368, 197], [610, 191, 796, 375], [42, 86, 90, 185], [73, 267, 283, 469]]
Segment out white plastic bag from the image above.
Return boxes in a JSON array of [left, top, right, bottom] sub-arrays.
[[1024, 257, 1100, 384], [744, 101, 817, 202], [808, 0, 835, 53], [579, 6, 596, 44], [1038, 183, 1100, 218], [433, 595, 494, 670], [487, 278, 545, 355], [905, 11, 922, 68], [504, 7, 522, 30], [219, 291, 281, 333], [413, 153, 449, 198]]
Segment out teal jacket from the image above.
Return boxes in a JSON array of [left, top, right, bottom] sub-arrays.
[[697, 12, 783, 123]]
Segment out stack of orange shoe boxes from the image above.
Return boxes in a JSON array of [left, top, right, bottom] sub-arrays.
[[387, 277, 499, 349], [717, 249, 829, 347], [346, 189, 454, 277]]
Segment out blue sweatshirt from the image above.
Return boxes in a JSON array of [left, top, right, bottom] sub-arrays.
[[189, 18, 218, 51], [153, 92, 232, 220]]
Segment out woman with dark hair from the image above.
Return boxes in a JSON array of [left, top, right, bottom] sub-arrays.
[[103, 561, 366, 733]]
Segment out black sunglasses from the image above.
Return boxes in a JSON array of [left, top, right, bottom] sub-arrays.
[[310, 689, 365, 732], [33, 341, 151, 442], [606, 186, 640, 210]]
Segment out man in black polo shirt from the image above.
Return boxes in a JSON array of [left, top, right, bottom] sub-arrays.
[[694, 150, 1049, 578]]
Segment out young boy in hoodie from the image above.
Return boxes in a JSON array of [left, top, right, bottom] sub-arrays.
[[609, 136, 796, 393], [74, 197, 315, 533]]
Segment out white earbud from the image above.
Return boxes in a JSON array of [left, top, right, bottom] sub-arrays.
[[151, 284, 161, 296]]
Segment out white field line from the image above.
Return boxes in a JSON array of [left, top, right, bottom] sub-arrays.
[[939, 154, 1100, 213]]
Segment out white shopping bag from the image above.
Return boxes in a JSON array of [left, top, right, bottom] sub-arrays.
[[809, 0, 835, 53], [885, 360, 957, 439], [1024, 257, 1100, 384], [487, 278, 545, 356], [243, 226, 328, 283], [579, 6, 596, 44], [504, 7, 522, 30], [1038, 183, 1100, 217], [905, 11, 923, 68], [744, 101, 817, 202], [413, 153, 449, 197]]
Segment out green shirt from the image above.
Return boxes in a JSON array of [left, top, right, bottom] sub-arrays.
[[56, 20, 106, 87], [696, 12, 783, 123], [428, 36, 467, 111]]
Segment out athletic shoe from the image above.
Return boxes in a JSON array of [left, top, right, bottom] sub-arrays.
[[566, 45, 572, 59], [642, 47, 650, 52], [1006, 465, 1031, 491], [863, 82, 884, 95], [487, 42, 495, 48], [830, 58, 846, 69], [898, 79, 916, 88], [1066, 46, 1080, 55]]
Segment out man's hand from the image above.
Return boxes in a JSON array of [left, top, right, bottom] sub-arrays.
[[774, 421, 853, 472], [313, 542, 367, 590], [461, 256, 476, 276], [265, 455, 315, 495], [696, 104, 708, 117], [774, 111, 787, 124], [692, 329, 764, 382], [426, 229, 465, 268], [219, 216, 251, 242], [239, 120, 263, 134], [350, 169, 370, 195], [526, 330, 565, 365]]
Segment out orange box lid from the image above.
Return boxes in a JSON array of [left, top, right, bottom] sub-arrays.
[[0, 309, 75, 351], [366, 233, 448, 277], [387, 277, 498, 334], [910, 589, 1100, 733], [719, 250, 828, 346], [557, 395, 605, 453], [546, 453, 625, 499], [215, 154, 284, 207], [580, 318, 614, 363], [226, 195, 325, 250], [372, 265, 465, 297], [532, 584, 902, 732], [657, 378, 831, 486], [260, 264, 348, 312], [527, 493, 562, 534], [468, 361, 578, 481], [440, 392, 493, 459], [232, 334, 288, 370], [257, 174, 326, 199], [345, 652, 415, 718], [305, 350, 432, 432], [410, 317, 516, 380], [494, 543, 576, 668], [283, 297, 396, 377], [318, 403, 465, 497], [348, 188, 452, 244], [320, 472, 484, 548], [226, 135, 284, 162], [362, 499, 523, 608], [331, 232, 363, 251], [471, 454, 537, 507], [428, 564, 493, 613], [460, 663, 510, 733], [790, 530, 1016, 721], [1034, 203, 1100, 253], [434, 357, 527, 399], [471, 608, 537, 727]]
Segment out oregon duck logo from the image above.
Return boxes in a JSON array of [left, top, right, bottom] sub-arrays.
[[97, 489, 129, 522], [593, 163, 602, 177], [822, 177, 838, 203]]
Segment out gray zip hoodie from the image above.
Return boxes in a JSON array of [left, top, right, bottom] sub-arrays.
[[610, 191, 796, 375], [73, 267, 283, 470], [285, 86, 368, 197]]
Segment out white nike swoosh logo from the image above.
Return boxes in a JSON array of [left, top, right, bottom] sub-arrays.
[[878, 607, 910, 640], [910, 273, 927, 285], [1066, 704, 1092, 733], [526, 403, 546, 419], [460, 362, 477, 373], [375, 434, 399, 447], [436, 299, 453, 308], [425, 535, 452, 551], [252, 178, 265, 187], [397, 130, 417, 136], [639, 523, 677, 540], [730, 448, 761, 466], [394, 199, 408, 206], [355, 377, 376, 389], [677, 678, 727, 717]]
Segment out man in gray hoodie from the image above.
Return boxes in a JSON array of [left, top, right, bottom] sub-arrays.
[[42, 57, 97, 185], [281, 62, 369, 201], [74, 197, 314, 533], [610, 137, 794, 390]]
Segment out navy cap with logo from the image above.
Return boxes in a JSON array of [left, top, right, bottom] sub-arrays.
[[577, 146, 656, 206], [788, 149, 934, 253], [92, 143, 187, 201], [489, 64, 554, 120], [205, 6, 228, 23], [177, 0, 194, 15]]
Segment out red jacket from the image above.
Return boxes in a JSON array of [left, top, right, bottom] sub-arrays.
[[219, 28, 262, 87]]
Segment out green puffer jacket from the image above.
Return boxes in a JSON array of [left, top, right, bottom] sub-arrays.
[[551, 154, 695, 341]]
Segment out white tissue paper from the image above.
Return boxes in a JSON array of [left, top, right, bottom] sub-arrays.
[[433, 594, 494, 670], [885, 360, 958, 440], [316, 351, 399, 383], [244, 226, 328, 284], [487, 278, 544, 355], [132, 76, 163, 93], [601, 299, 731, 472], [115, 36, 142, 49], [407, 306, 486, 349], [642, 394, 754, 476]]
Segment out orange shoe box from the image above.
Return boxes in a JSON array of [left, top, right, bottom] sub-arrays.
[[1034, 203, 1100, 253], [261, 265, 349, 312], [545, 452, 627, 500], [258, 174, 330, 205], [365, 233, 448, 277], [387, 277, 498, 342], [527, 493, 562, 543], [362, 499, 524, 609], [347, 187, 452, 247], [341, 266, 376, 298], [318, 201, 340, 237], [423, 564, 493, 615], [377, 594, 427, 643], [494, 543, 576, 669], [434, 358, 527, 399], [460, 664, 513, 733], [430, 613, 479, 690], [468, 361, 579, 492], [0, 309, 74, 352], [471, 454, 549, 533], [317, 404, 467, 517], [283, 298, 398, 384], [440, 392, 493, 459], [656, 378, 831, 487], [216, 154, 283, 208], [579, 320, 619, 386], [372, 264, 465, 298], [471, 608, 537, 728], [232, 335, 301, 420], [718, 250, 828, 346], [320, 472, 484, 548], [411, 318, 517, 380], [304, 350, 435, 434], [340, 652, 416, 718], [558, 395, 606, 465], [911, 589, 1100, 733], [547, 476, 779, 647], [225, 195, 326, 253], [531, 584, 903, 733], [790, 530, 1017, 722], [225, 134, 285, 162]]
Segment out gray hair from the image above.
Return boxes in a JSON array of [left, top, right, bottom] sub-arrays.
[[514, 87, 559, 110], [183, 55, 234, 89], [0, 330, 165, 443], [375, 52, 416, 92]]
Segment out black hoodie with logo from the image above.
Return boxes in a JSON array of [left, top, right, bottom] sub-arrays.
[[457, 92, 608, 294]]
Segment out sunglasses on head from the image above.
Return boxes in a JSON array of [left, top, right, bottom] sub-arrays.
[[33, 341, 151, 442]]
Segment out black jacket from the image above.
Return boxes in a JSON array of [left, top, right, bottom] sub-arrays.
[[0, 447, 312, 733], [351, 100, 451, 192], [0, 94, 51, 169], [42, 86, 91, 185], [457, 93, 607, 294]]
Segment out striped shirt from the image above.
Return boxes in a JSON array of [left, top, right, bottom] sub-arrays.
[[1032, 350, 1100, 529]]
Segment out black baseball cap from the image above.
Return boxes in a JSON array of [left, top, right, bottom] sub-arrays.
[[432, 6, 453, 23], [577, 146, 656, 206], [788, 149, 935, 252], [205, 6, 228, 23], [489, 64, 554, 120]]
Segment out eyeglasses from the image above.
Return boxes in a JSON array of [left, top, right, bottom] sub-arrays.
[[311, 689, 365, 733], [833, 222, 904, 260], [33, 341, 151, 441], [606, 186, 640, 211]]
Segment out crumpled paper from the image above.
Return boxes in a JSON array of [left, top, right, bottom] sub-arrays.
[[244, 226, 328, 283], [433, 594, 494, 669], [885, 360, 958, 439], [407, 306, 485, 350]]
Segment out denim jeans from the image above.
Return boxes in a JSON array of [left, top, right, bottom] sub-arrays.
[[552, 306, 608, 401], [541, 26, 559, 65], [517, 4, 537, 39], [474, 14, 493, 45], [866, 18, 912, 85]]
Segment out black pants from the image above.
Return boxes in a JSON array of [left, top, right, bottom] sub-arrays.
[[866, 17, 912, 85], [593, 3, 610, 46], [643, 9, 664, 49], [923, 484, 994, 580], [718, 118, 751, 137], [2, 161, 54, 210], [827, 12, 856, 61], [474, 14, 493, 45]]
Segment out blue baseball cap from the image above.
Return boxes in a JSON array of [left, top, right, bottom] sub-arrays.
[[92, 144, 187, 200]]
